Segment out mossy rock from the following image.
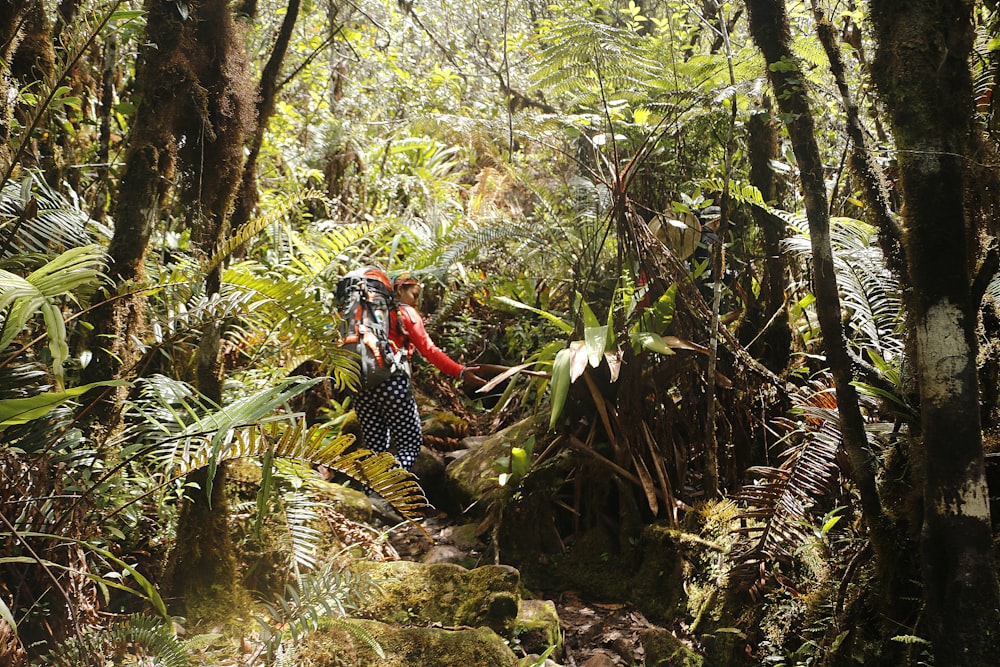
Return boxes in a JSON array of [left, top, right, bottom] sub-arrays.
[[515, 522, 692, 623], [317, 481, 372, 523], [350, 560, 521, 636], [296, 618, 519, 667], [423, 410, 470, 438], [641, 628, 704, 666], [631, 524, 699, 619], [446, 416, 543, 510], [514, 599, 563, 659]]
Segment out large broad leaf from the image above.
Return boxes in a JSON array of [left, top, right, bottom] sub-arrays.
[[0, 380, 126, 427], [549, 348, 572, 430], [581, 299, 607, 368], [0, 245, 105, 387], [568, 340, 589, 382]]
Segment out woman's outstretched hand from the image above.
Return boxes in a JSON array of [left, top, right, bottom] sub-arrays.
[[460, 365, 488, 389]]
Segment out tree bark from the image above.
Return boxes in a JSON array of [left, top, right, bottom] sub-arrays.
[[163, 0, 254, 624], [810, 1, 903, 278], [746, 0, 896, 599], [870, 1, 1000, 662], [0, 0, 30, 169], [80, 0, 185, 431], [744, 98, 791, 372], [229, 0, 301, 236]]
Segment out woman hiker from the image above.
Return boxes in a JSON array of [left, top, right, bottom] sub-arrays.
[[352, 271, 487, 480]]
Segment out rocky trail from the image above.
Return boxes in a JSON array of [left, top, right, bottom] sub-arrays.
[[384, 510, 680, 667], [304, 416, 704, 667]]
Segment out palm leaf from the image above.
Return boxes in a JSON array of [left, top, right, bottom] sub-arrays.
[[784, 218, 903, 360], [0, 175, 98, 258], [165, 419, 428, 522]]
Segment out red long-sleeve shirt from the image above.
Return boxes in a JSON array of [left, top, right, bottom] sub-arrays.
[[389, 304, 464, 378]]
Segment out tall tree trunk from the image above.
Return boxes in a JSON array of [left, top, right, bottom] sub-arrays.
[[870, 1, 1000, 662], [10, 0, 55, 174], [745, 0, 897, 607], [229, 0, 301, 235], [0, 0, 31, 170], [744, 98, 791, 372], [80, 0, 185, 433], [809, 1, 903, 277], [164, 0, 254, 625]]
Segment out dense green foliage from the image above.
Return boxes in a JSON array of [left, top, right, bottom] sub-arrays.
[[2, 0, 1000, 664]]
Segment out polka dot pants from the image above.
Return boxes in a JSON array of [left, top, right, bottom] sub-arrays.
[[353, 373, 422, 470]]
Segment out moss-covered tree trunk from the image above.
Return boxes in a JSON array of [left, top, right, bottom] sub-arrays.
[[165, 0, 254, 625], [80, 0, 184, 432], [870, 1, 1000, 662], [743, 99, 790, 372], [0, 0, 31, 170], [230, 0, 301, 234]]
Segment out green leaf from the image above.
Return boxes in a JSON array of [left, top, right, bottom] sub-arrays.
[[510, 446, 530, 479], [821, 514, 842, 535], [0, 380, 127, 427], [549, 348, 571, 430], [584, 324, 608, 367], [199, 376, 327, 502], [568, 339, 588, 382], [495, 296, 574, 334], [631, 331, 676, 355], [579, 292, 615, 367], [580, 297, 600, 329]]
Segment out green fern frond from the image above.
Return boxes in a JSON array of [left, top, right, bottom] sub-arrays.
[[729, 384, 843, 598], [784, 218, 903, 360], [221, 265, 356, 384], [154, 376, 326, 499], [791, 34, 831, 71], [257, 561, 384, 659], [291, 225, 377, 276], [325, 617, 386, 658], [38, 615, 190, 667], [168, 420, 428, 521], [532, 16, 660, 103], [281, 489, 323, 572], [206, 189, 331, 273]]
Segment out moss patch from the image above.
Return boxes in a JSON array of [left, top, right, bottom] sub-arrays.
[[350, 560, 521, 636], [514, 599, 563, 659], [297, 619, 519, 667], [642, 628, 704, 667]]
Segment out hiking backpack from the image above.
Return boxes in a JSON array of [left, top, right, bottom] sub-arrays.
[[335, 266, 407, 389]]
